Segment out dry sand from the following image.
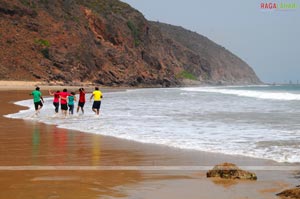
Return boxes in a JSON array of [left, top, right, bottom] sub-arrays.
[[0, 80, 97, 91], [0, 81, 299, 199]]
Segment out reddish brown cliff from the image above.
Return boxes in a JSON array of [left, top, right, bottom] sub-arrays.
[[0, 0, 261, 86]]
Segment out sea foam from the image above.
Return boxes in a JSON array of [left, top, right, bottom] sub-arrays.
[[182, 87, 300, 101]]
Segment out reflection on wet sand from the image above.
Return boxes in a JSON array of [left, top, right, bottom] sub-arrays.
[[0, 91, 145, 199], [31, 123, 40, 165], [0, 120, 146, 198], [92, 134, 101, 166], [53, 127, 67, 165]]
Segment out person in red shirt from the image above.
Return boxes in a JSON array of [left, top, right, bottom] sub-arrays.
[[49, 90, 60, 113], [77, 88, 86, 114], [60, 88, 70, 117]]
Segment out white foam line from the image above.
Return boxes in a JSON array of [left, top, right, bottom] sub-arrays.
[[182, 87, 300, 101], [0, 166, 299, 171]]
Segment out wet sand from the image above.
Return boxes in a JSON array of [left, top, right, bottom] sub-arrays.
[[0, 87, 299, 199]]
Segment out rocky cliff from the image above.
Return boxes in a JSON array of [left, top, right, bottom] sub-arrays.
[[152, 22, 261, 85], [0, 0, 261, 86]]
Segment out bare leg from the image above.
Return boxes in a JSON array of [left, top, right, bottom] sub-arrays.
[[62, 110, 67, 117], [36, 105, 42, 115]]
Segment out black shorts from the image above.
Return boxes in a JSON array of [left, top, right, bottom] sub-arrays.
[[53, 102, 59, 108], [34, 101, 43, 110], [78, 102, 85, 108], [92, 101, 101, 110], [61, 104, 68, 110]]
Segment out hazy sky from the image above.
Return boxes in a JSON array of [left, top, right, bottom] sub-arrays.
[[121, 0, 300, 83]]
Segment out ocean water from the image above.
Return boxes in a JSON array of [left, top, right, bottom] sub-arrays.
[[5, 85, 300, 163]]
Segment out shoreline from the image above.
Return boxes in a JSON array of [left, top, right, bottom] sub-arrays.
[[0, 80, 269, 91], [0, 86, 298, 198], [0, 80, 127, 91]]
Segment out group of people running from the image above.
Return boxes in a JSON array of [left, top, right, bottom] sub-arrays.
[[30, 86, 103, 116]]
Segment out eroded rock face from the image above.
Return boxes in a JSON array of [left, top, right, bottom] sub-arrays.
[[0, 0, 261, 86], [207, 163, 257, 180], [277, 186, 300, 199]]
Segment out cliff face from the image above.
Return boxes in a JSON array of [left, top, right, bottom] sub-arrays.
[[151, 22, 261, 85], [0, 0, 261, 86]]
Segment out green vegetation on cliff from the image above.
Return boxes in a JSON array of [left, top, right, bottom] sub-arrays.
[[176, 70, 197, 80]]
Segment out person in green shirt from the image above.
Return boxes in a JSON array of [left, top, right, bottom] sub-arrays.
[[30, 87, 44, 115]]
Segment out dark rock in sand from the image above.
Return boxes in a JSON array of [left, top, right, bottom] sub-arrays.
[[206, 162, 257, 180], [277, 186, 300, 199]]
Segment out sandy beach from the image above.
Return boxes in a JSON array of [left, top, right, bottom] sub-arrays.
[[0, 82, 299, 199]]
